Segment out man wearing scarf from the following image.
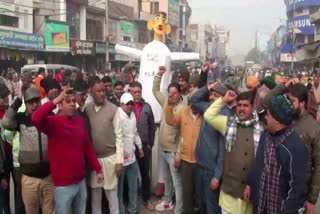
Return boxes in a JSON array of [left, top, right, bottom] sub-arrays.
[[245, 94, 307, 214], [204, 91, 264, 214]]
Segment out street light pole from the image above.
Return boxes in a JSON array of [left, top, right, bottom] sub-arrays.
[[105, 0, 109, 69]]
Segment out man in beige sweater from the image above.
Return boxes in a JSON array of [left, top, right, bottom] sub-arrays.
[[153, 66, 187, 213], [85, 78, 123, 214]]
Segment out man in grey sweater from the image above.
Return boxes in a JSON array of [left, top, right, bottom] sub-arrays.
[[85, 78, 123, 214]]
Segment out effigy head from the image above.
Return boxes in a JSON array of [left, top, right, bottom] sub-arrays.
[[147, 12, 171, 41]]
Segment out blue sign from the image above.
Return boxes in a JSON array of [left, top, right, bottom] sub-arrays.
[[0, 29, 44, 50], [287, 15, 314, 35], [285, 0, 320, 12]]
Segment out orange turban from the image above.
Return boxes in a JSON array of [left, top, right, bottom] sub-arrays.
[[246, 76, 259, 89]]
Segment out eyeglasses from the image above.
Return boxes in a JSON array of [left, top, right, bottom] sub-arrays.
[[125, 102, 134, 106]]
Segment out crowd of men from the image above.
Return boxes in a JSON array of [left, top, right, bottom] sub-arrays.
[[0, 62, 319, 214]]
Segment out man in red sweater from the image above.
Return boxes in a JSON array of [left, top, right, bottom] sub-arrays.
[[32, 87, 103, 214]]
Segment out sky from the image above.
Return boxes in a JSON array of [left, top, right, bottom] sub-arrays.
[[188, 0, 287, 56]]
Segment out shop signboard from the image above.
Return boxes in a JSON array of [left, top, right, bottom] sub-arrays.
[[168, 0, 179, 27], [96, 42, 106, 54], [120, 22, 134, 35], [287, 15, 314, 35], [45, 22, 70, 52], [280, 53, 296, 62], [70, 39, 95, 55], [0, 29, 44, 50]]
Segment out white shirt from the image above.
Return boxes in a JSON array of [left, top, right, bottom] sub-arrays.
[[118, 107, 142, 166]]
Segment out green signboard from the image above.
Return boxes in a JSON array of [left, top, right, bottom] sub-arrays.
[[120, 22, 134, 35], [45, 22, 70, 51]]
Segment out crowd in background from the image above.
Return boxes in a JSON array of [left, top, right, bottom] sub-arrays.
[[0, 61, 319, 214]]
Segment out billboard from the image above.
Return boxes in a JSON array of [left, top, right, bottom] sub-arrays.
[[45, 22, 70, 52], [0, 29, 44, 50], [287, 15, 314, 35]]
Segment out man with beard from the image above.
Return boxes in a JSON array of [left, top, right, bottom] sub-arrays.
[[262, 78, 320, 214], [204, 91, 264, 214], [245, 94, 307, 214], [177, 71, 190, 98]]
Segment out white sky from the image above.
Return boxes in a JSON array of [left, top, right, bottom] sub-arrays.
[[188, 0, 287, 56]]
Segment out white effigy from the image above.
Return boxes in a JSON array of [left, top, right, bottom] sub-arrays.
[[116, 41, 199, 122], [115, 12, 199, 192]]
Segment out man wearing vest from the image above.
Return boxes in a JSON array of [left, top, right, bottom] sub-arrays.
[[1, 88, 54, 214], [204, 91, 264, 214], [85, 78, 123, 214]]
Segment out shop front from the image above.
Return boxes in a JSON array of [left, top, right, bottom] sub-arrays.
[[0, 28, 44, 73]]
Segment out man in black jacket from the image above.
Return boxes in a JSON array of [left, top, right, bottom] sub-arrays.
[[130, 81, 156, 211]]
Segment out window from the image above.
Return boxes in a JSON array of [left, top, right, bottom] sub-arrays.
[[123, 36, 131, 42], [150, 2, 159, 13], [24, 10, 28, 29], [87, 19, 103, 41], [0, 14, 18, 28]]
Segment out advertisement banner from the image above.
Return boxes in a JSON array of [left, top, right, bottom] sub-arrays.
[[280, 53, 296, 62], [168, 0, 179, 27], [70, 39, 95, 55], [0, 29, 44, 50], [285, 0, 320, 12], [45, 22, 70, 51], [287, 15, 314, 35]]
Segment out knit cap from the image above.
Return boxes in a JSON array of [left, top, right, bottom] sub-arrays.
[[261, 76, 276, 90], [268, 94, 294, 125]]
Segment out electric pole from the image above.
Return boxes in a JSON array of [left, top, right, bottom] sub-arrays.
[[105, 0, 109, 69]]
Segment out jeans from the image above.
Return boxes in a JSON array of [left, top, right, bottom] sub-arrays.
[[197, 166, 221, 214], [21, 174, 54, 214], [54, 179, 87, 214], [118, 161, 139, 214], [160, 150, 183, 214]]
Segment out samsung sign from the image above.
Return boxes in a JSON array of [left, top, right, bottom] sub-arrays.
[[287, 15, 314, 35], [286, 0, 320, 12]]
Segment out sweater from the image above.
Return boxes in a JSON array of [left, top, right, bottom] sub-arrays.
[[152, 75, 187, 152], [248, 128, 308, 214], [165, 105, 202, 163], [2, 98, 50, 178], [85, 101, 123, 163], [32, 101, 101, 186]]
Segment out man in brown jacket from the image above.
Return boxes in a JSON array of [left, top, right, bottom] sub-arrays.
[[263, 78, 320, 214]]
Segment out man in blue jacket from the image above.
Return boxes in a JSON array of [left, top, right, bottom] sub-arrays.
[[245, 94, 307, 214], [190, 80, 237, 214]]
